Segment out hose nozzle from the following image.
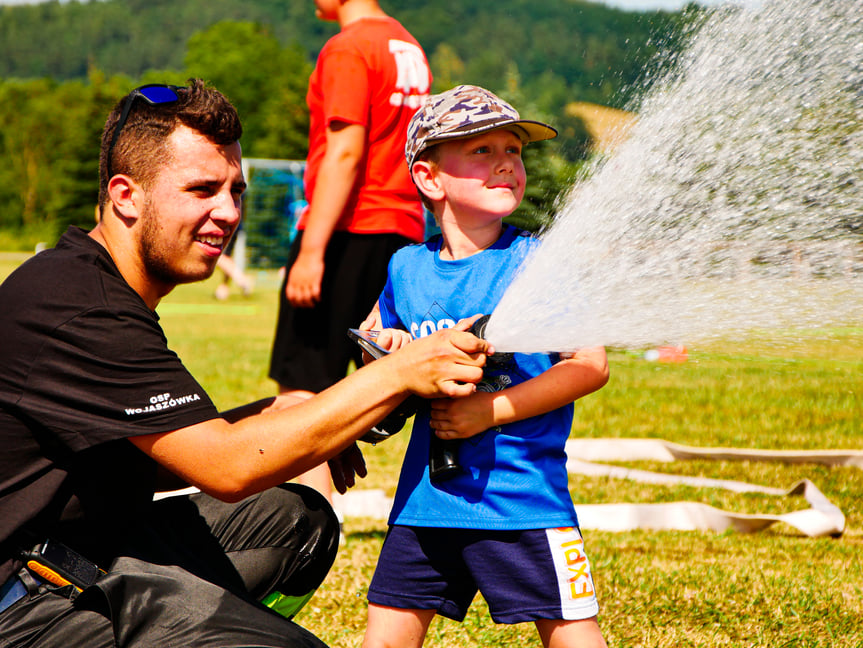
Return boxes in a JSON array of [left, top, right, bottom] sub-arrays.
[[469, 314, 513, 367], [469, 314, 492, 340], [429, 314, 512, 482]]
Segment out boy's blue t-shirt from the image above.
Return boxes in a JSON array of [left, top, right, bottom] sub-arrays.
[[377, 224, 579, 530]]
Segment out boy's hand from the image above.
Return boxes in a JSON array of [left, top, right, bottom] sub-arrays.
[[357, 303, 413, 363], [375, 328, 413, 353], [359, 302, 382, 331], [429, 391, 496, 439]]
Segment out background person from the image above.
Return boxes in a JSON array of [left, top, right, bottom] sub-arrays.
[[0, 79, 489, 648], [361, 85, 610, 648], [268, 0, 432, 509], [214, 221, 254, 300]]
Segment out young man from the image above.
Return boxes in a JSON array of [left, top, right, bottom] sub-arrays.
[[269, 0, 432, 506], [361, 86, 610, 648], [0, 80, 489, 647]]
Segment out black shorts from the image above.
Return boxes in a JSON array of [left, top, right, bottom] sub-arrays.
[[269, 231, 413, 392]]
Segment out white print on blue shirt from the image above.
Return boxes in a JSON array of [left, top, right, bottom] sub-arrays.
[[410, 318, 456, 339]]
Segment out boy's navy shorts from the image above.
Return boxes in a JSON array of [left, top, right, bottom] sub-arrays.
[[367, 525, 600, 624]]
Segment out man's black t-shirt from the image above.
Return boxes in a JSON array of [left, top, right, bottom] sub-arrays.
[[0, 227, 219, 582]]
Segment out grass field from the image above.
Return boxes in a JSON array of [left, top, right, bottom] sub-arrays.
[[2, 255, 861, 647]]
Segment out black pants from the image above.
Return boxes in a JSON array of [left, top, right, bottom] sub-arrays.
[[0, 484, 339, 647], [269, 231, 412, 392]]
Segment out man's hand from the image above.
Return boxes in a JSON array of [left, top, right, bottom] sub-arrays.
[[328, 443, 367, 494], [286, 249, 325, 307], [287, 121, 365, 309], [385, 325, 490, 399]]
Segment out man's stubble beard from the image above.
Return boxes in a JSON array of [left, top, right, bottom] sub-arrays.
[[138, 198, 217, 287]]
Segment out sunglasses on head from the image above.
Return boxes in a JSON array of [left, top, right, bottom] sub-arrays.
[[107, 84, 185, 177]]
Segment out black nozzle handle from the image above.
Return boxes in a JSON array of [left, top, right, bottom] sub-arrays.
[[360, 394, 423, 444], [426, 314, 506, 481], [429, 434, 461, 481]]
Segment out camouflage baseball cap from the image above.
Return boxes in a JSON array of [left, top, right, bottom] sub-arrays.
[[405, 85, 557, 169]]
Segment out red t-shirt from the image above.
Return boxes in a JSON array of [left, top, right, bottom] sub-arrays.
[[301, 17, 431, 242]]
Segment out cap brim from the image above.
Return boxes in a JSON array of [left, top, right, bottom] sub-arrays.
[[426, 118, 558, 148], [509, 120, 559, 143]]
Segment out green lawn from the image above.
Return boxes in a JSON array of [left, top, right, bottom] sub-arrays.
[[3, 254, 861, 647]]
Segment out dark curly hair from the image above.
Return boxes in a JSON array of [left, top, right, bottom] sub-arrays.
[[98, 78, 243, 208]]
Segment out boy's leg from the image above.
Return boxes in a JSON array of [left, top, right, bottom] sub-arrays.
[[535, 618, 608, 648], [367, 526, 478, 623], [466, 526, 605, 644], [363, 603, 436, 648]]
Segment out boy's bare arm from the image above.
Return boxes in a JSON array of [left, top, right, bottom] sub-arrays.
[[429, 346, 609, 439]]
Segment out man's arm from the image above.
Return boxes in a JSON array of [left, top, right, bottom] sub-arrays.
[[287, 121, 365, 307], [428, 346, 610, 439], [130, 327, 490, 502], [218, 392, 312, 423]]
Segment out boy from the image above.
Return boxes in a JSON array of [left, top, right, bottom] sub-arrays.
[[361, 85, 610, 648]]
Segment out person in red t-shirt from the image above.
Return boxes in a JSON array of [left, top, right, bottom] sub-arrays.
[[269, 0, 432, 509]]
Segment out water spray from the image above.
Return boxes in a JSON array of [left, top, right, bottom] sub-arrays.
[[484, 0, 863, 354]]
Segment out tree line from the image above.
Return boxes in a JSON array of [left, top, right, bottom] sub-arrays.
[[0, 0, 692, 247]]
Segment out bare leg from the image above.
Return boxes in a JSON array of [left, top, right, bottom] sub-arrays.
[[535, 617, 608, 648], [297, 463, 333, 503], [215, 254, 253, 299], [363, 604, 435, 648]]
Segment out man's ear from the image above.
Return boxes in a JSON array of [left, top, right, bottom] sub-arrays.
[[106, 174, 143, 223], [411, 160, 444, 202]]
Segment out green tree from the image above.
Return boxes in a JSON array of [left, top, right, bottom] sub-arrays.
[[429, 43, 465, 92], [253, 43, 312, 160], [0, 79, 88, 237], [184, 21, 312, 159], [0, 0, 688, 244]]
